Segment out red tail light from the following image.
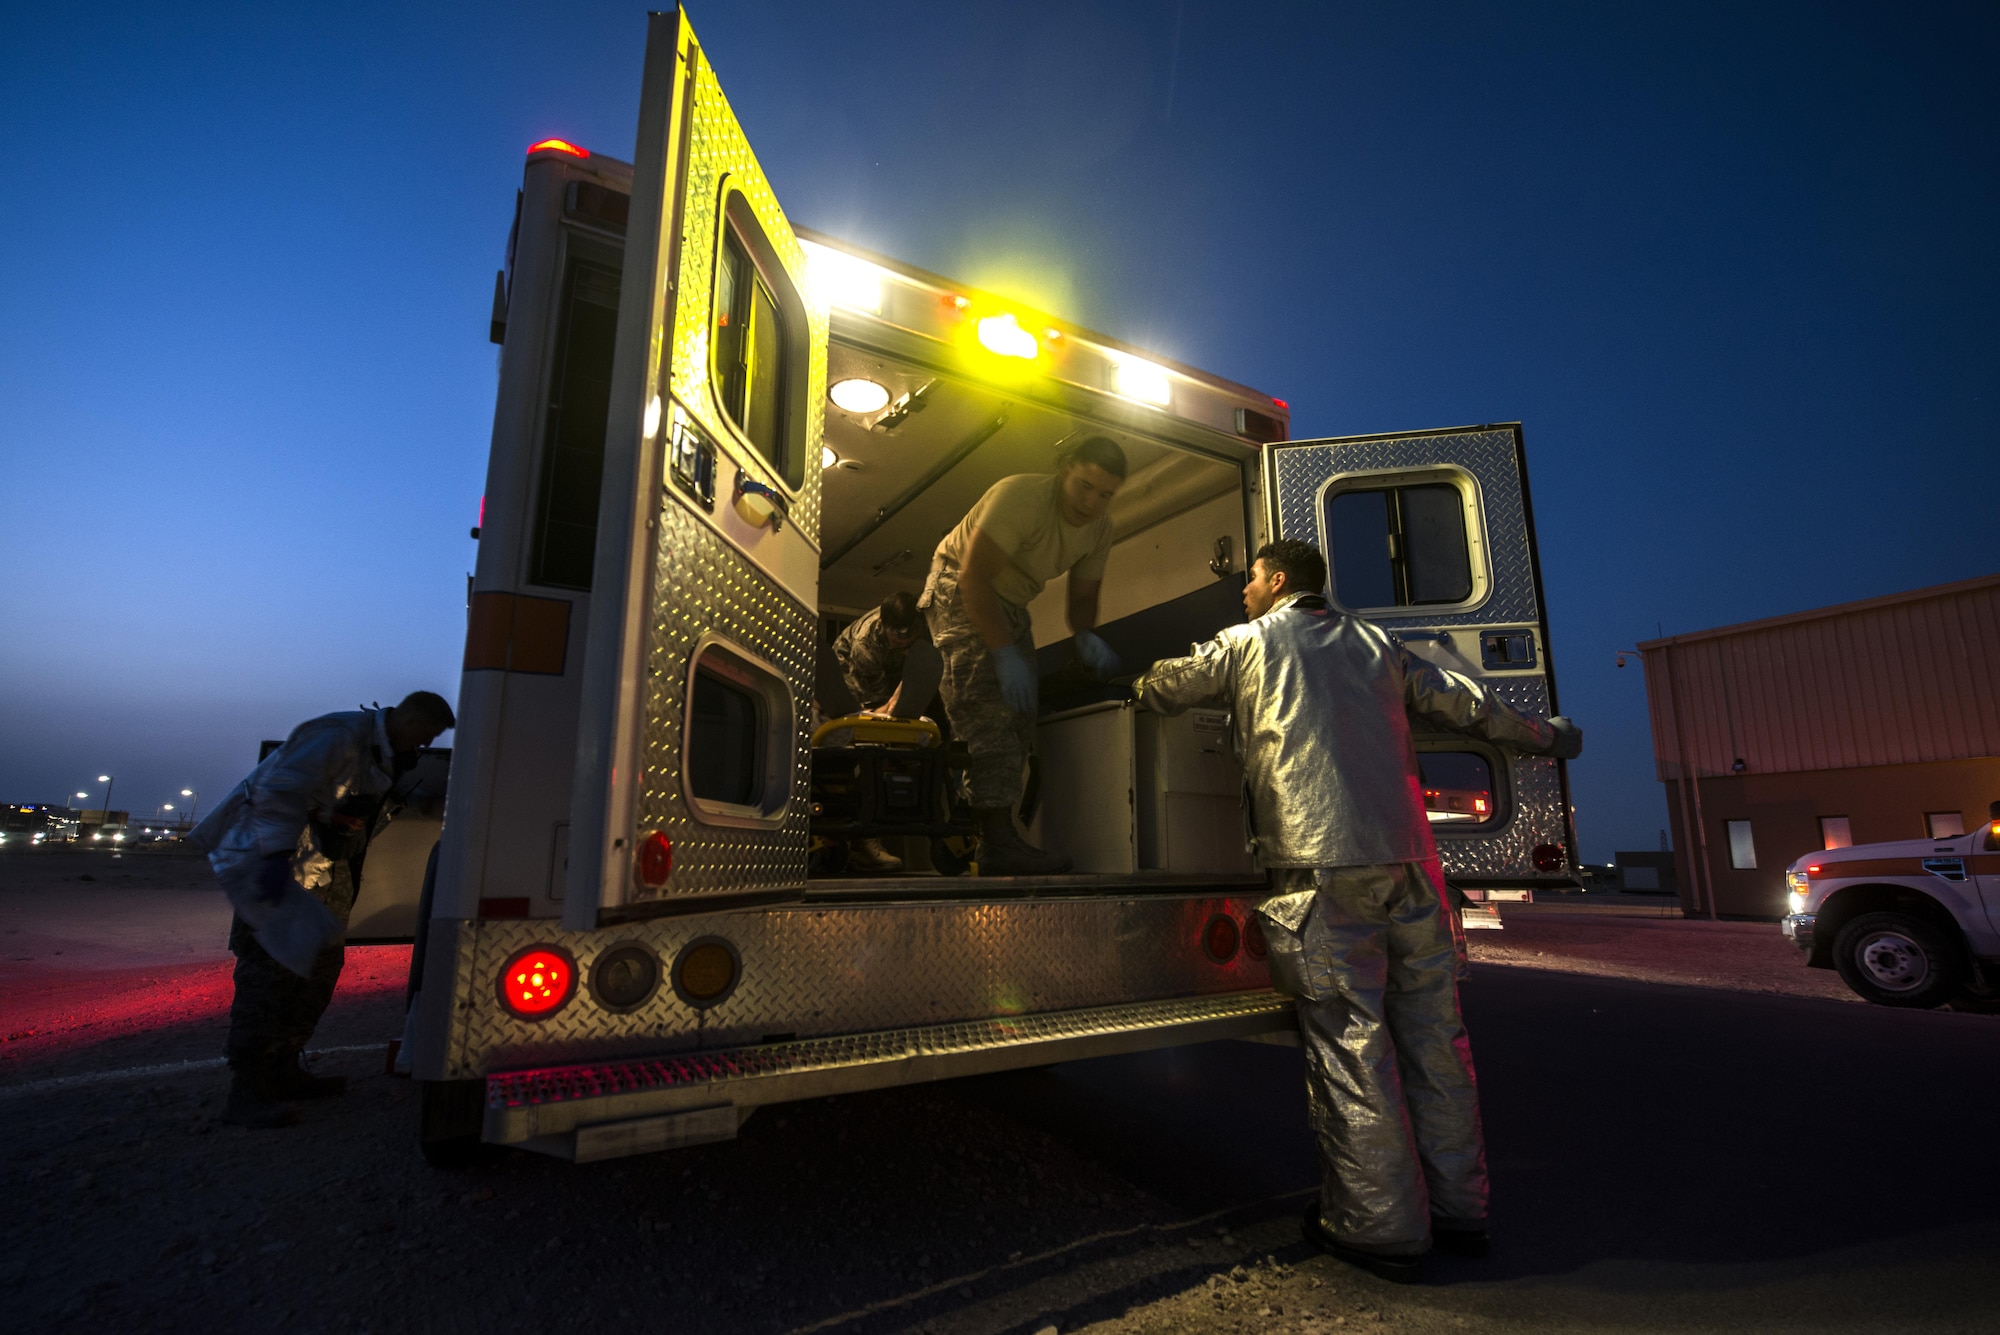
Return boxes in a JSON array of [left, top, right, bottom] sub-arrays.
[[528, 138, 589, 158], [638, 830, 673, 887], [1532, 843, 1565, 872], [498, 947, 575, 1019], [1201, 914, 1241, 963], [1242, 915, 1268, 961]]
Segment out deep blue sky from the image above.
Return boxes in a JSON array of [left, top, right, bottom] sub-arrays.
[[2, 2, 1994, 856]]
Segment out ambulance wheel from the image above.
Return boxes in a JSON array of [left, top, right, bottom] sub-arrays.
[[1831, 912, 1962, 1009], [930, 834, 977, 877], [418, 1079, 493, 1167]]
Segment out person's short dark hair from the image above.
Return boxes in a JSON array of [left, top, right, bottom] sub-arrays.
[[397, 690, 457, 731], [1253, 539, 1327, 596], [1056, 434, 1128, 480], [879, 590, 918, 634]]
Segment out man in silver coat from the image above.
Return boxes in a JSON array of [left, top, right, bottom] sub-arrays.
[[188, 691, 455, 1127], [1134, 539, 1580, 1282]]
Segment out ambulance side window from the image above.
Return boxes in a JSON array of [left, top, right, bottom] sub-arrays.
[[1324, 475, 1476, 611], [711, 204, 801, 490], [683, 640, 793, 825], [528, 249, 621, 590]]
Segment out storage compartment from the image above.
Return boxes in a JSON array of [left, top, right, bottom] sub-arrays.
[[1026, 701, 1138, 873]]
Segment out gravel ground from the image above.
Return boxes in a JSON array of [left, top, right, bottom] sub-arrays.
[[4, 850, 1991, 1334]]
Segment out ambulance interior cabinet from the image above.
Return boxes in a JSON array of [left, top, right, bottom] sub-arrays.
[[1135, 706, 1255, 875]]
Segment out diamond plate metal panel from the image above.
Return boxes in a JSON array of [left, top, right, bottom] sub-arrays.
[[636, 498, 815, 899], [1272, 429, 1537, 627], [441, 894, 1275, 1079], [668, 50, 824, 543], [1431, 677, 1567, 881]]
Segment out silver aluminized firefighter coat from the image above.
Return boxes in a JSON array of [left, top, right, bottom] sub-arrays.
[[1133, 592, 1553, 868]]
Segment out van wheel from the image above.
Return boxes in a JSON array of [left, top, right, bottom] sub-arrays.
[[1831, 912, 1961, 1008], [418, 1079, 493, 1167]]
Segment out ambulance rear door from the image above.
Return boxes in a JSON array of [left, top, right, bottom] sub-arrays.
[[565, 7, 827, 927], [1262, 423, 1576, 884]]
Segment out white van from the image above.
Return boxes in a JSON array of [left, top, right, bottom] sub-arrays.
[[396, 7, 1578, 1164]]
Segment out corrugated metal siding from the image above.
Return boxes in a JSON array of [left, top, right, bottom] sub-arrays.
[[1639, 575, 2000, 778]]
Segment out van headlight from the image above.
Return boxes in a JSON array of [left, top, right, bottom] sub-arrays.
[[1786, 869, 1810, 915]]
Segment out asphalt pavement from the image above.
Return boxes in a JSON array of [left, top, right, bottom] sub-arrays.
[[4, 854, 1998, 1332]]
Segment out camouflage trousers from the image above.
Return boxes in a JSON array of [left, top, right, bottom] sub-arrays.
[[923, 571, 1035, 809], [1258, 862, 1488, 1254], [225, 859, 357, 1066]]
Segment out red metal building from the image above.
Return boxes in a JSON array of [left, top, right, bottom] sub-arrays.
[[1636, 573, 2000, 918]]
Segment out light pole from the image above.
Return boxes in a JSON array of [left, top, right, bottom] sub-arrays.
[[181, 788, 199, 826]]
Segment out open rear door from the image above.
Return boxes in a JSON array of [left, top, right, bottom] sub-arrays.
[[1264, 424, 1576, 885], [566, 8, 827, 926]]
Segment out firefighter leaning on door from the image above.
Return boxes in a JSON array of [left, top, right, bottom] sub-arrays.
[[1134, 539, 1581, 1283], [187, 691, 455, 1128], [920, 435, 1128, 875]]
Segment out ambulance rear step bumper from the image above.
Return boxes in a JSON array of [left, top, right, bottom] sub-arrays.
[[484, 991, 1295, 1161]]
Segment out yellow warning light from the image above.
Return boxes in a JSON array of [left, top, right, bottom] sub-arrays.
[[976, 313, 1038, 360]]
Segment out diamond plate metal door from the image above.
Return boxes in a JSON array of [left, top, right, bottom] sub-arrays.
[[566, 8, 828, 925], [1263, 424, 1577, 882]]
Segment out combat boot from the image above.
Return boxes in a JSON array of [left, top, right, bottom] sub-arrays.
[[973, 807, 1071, 876], [220, 1064, 299, 1129], [268, 1048, 348, 1100], [846, 838, 904, 875]]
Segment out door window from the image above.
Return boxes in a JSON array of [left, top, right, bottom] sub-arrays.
[[1416, 750, 1499, 829], [683, 640, 794, 826], [713, 220, 796, 485], [1324, 477, 1475, 610]]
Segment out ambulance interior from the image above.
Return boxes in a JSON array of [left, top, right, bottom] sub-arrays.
[[810, 334, 1261, 879]]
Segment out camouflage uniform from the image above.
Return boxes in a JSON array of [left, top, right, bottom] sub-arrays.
[[833, 606, 910, 711], [923, 569, 1037, 808], [225, 859, 359, 1067]]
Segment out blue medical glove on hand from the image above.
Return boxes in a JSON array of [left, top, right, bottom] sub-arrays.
[[252, 852, 294, 906], [1073, 630, 1121, 678], [1547, 716, 1583, 761], [993, 644, 1039, 715]]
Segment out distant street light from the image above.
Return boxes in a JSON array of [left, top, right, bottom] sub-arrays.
[[181, 788, 199, 825], [92, 775, 115, 837]]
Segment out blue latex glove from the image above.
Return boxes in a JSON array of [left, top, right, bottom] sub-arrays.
[[252, 852, 295, 906], [1547, 716, 1584, 760], [1073, 630, 1121, 678], [992, 644, 1038, 715]]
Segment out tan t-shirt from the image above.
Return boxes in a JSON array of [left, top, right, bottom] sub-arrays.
[[930, 474, 1114, 607]]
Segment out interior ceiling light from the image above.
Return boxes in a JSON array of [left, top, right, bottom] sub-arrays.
[[828, 377, 892, 414], [822, 446, 839, 470], [800, 239, 884, 314], [977, 313, 1039, 360], [1110, 352, 1172, 407]]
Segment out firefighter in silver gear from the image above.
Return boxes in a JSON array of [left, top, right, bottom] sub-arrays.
[[921, 435, 1127, 875], [832, 592, 923, 874], [1134, 540, 1581, 1282], [188, 691, 455, 1128]]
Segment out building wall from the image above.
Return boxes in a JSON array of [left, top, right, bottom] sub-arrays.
[[1663, 756, 2000, 918], [1637, 574, 2000, 780]]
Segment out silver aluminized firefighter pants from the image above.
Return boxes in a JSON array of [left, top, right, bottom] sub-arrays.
[[1259, 863, 1488, 1254]]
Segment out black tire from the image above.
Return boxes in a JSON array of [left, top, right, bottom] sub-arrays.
[[418, 1079, 493, 1168], [1831, 911, 1963, 1009]]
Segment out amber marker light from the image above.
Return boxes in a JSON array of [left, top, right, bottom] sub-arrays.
[[673, 938, 741, 1008], [528, 138, 589, 158], [499, 947, 576, 1020], [976, 312, 1039, 360]]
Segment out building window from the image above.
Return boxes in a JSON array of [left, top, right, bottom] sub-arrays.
[[1726, 820, 1757, 870], [1926, 811, 1965, 839], [1324, 478, 1474, 609], [1818, 816, 1852, 850]]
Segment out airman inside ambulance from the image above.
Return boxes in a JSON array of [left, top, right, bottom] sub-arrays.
[[919, 436, 1128, 875]]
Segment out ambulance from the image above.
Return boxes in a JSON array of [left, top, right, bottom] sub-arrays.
[[400, 7, 1577, 1164]]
